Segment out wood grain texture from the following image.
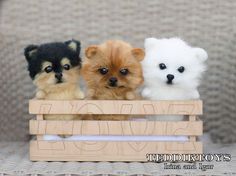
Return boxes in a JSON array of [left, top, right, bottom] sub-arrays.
[[36, 115, 44, 140], [29, 100, 202, 115], [29, 120, 203, 136], [30, 140, 203, 161], [29, 100, 203, 161], [189, 115, 197, 142]]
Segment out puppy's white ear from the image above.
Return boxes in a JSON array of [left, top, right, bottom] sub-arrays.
[[85, 45, 98, 59], [144, 38, 158, 50], [193, 48, 208, 62]]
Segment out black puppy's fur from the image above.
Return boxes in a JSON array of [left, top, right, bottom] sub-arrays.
[[24, 40, 81, 79]]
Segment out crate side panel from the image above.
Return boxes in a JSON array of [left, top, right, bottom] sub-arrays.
[[29, 100, 202, 115], [30, 140, 202, 161], [29, 120, 203, 136]]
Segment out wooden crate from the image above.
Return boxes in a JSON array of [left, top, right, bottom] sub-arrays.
[[29, 100, 203, 161]]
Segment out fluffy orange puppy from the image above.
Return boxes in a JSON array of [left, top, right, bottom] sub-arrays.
[[82, 40, 144, 120]]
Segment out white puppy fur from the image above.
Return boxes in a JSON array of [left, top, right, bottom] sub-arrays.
[[142, 37, 207, 121]]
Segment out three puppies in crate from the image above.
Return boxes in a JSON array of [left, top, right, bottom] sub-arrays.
[[24, 38, 207, 122]]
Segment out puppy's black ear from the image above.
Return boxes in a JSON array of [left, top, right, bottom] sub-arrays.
[[24, 45, 38, 62], [65, 39, 81, 56]]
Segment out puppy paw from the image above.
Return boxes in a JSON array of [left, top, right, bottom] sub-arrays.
[[126, 92, 136, 100], [75, 90, 85, 99], [36, 90, 46, 99], [86, 89, 96, 99], [141, 88, 151, 98], [192, 90, 200, 99]]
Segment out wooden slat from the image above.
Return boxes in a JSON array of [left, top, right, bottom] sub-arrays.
[[36, 115, 44, 140], [30, 120, 203, 136], [30, 140, 202, 161], [29, 100, 202, 115], [189, 115, 197, 121], [189, 115, 197, 141]]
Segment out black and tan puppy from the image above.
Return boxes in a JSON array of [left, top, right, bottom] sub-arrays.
[[24, 40, 84, 120]]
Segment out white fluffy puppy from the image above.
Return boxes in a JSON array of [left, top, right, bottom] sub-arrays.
[[142, 38, 207, 120]]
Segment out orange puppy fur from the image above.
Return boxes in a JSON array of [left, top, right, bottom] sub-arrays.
[[82, 40, 144, 120]]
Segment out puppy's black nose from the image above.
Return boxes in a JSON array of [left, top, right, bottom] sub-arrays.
[[55, 72, 63, 80], [109, 77, 118, 87], [167, 74, 174, 82]]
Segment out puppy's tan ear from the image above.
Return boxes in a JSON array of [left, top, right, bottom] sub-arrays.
[[131, 48, 145, 61], [85, 45, 98, 59]]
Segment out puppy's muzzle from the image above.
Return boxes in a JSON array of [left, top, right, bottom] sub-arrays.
[[167, 74, 174, 84], [109, 77, 118, 87], [55, 72, 63, 83]]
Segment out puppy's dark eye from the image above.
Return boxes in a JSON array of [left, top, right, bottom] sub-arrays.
[[159, 63, 166, 70], [99, 67, 108, 75], [178, 66, 185, 73], [63, 64, 70, 70], [120, 68, 129, 75], [44, 66, 53, 73]]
